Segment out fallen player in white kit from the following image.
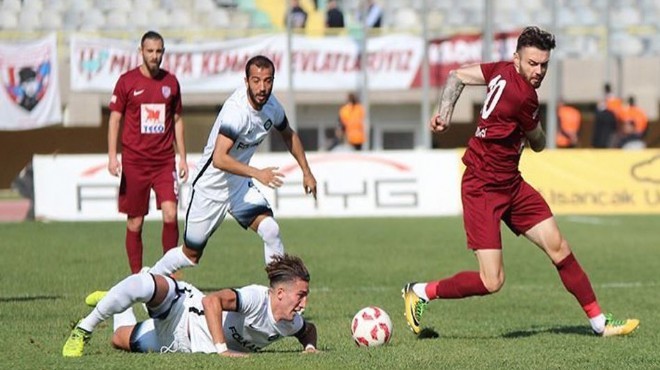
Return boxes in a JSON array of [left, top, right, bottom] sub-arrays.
[[63, 254, 318, 357]]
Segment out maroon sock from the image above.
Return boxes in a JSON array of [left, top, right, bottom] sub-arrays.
[[162, 221, 179, 254], [426, 271, 490, 300], [555, 253, 600, 317], [125, 228, 143, 274]]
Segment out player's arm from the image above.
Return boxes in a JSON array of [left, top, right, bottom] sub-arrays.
[[278, 125, 317, 199], [294, 321, 318, 353], [173, 113, 188, 182], [107, 111, 123, 176], [201, 289, 248, 357], [431, 64, 485, 133], [212, 134, 285, 188], [525, 123, 546, 152]]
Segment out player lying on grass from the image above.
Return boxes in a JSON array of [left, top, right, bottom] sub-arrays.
[[63, 254, 318, 357]]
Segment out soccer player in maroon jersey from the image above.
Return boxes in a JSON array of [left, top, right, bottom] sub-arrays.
[[107, 31, 188, 274], [402, 26, 638, 337]]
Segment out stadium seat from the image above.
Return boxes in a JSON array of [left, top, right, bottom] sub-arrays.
[[0, 10, 18, 30], [133, 0, 155, 12], [22, 0, 43, 12], [105, 11, 129, 30], [111, 0, 132, 13], [393, 7, 420, 30], [42, 12, 63, 30], [17, 9, 41, 32], [129, 11, 150, 29], [195, 0, 217, 13], [1, 0, 21, 13], [79, 8, 106, 31]]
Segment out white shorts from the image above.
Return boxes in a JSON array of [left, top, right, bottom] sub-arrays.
[[130, 281, 212, 354], [184, 180, 272, 250]]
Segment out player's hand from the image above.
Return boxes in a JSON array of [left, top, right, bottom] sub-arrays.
[[302, 173, 317, 200], [178, 159, 189, 182], [256, 167, 285, 189], [302, 346, 320, 354], [429, 113, 450, 133], [108, 157, 121, 177], [219, 350, 249, 358]]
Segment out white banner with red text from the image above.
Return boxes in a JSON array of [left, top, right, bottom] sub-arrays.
[[33, 151, 462, 221], [0, 34, 62, 130], [70, 33, 425, 93]]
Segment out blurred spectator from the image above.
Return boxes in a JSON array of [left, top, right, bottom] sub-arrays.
[[285, 0, 308, 29], [591, 103, 617, 148], [617, 96, 648, 149], [326, 0, 345, 28], [359, 0, 383, 28], [338, 92, 365, 150], [556, 101, 581, 148], [603, 83, 623, 124], [11, 162, 34, 221]]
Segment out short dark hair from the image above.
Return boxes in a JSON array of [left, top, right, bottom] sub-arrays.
[[141, 30, 164, 48], [245, 55, 275, 78], [516, 26, 556, 52], [266, 253, 310, 287]]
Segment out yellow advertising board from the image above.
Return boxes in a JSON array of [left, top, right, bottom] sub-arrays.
[[519, 150, 660, 214]]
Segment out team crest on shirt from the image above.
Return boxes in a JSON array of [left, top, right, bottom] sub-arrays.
[[263, 119, 272, 130], [161, 86, 171, 99]]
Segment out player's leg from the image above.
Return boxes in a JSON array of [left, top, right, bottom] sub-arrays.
[[119, 164, 151, 273], [149, 191, 227, 275], [234, 180, 282, 264], [402, 172, 496, 334], [514, 181, 638, 336], [63, 273, 171, 357], [250, 213, 283, 264], [153, 165, 179, 254], [112, 319, 162, 352]]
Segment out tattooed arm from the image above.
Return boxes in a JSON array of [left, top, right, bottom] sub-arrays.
[[430, 64, 486, 133]]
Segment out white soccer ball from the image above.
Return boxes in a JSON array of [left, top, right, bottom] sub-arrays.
[[351, 306, 393, 347]]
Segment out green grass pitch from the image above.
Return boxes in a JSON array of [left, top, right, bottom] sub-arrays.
[[1, 215, 658, 369]]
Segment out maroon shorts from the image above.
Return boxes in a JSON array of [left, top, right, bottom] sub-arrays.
[[461, 169, 552, 250], [118, 161, 178, 217]]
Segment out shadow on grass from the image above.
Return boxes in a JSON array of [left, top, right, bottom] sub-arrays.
[[0, 295, 62, 303], [502, 325, 593, 338], [414, 325, 592, 340]]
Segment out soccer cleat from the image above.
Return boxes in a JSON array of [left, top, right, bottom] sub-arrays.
[[62, 325, 91, 357], [402, 282, 428, 335], [84, 291, 107, 307], [601, 314, 640, 337]]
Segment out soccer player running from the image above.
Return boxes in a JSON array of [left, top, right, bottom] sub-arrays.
[[402, 26, 639, 337], [148, 55, 317, 277], [107, 31, 189, 274], [62, 253, 318, 357]]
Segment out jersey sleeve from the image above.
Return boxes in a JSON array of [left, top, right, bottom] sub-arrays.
[[108, 75, 127, 113], [217, 105, 244, 141], [480, 62, 501, 82], [173, 79, 183, 116], [276, 114, 289, 131], [518, 94, 540, 132], [234, 285, 266, 314]]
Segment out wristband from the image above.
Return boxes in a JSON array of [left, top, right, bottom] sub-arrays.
[[304, 344, 316, 351], [215, 342, 228, 354]]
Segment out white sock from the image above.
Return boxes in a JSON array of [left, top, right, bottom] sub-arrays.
[[113, 307, 137, 332], [257, 217, 284, 264], [149, 246, 196, 276], [412, 283, 429, 301], [590, 313, 606, 334], [78, 273, 155, 333]]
